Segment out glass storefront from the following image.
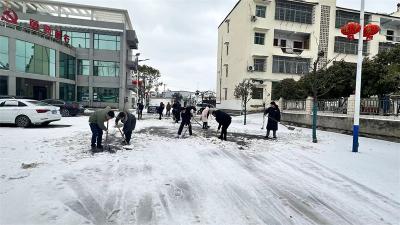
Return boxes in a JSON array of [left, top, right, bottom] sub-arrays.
[[63, 31, 90, 48], [0, 76, 7, 95], [93, 60, 120, 77], [59, 52, 76, 80], [0, 36, 9, 70], [94, 34, 120, 50], [77, 59, 90, 75], [77, 86, 89, 102], [59, 83, 75, 102], [15, 40, 56, 76], [93, 87, 119, 103], [16, 78, 52, 100]]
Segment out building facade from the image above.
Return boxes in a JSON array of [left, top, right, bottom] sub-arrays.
[[0, 0, 139, 110], [217, 0, 400, 110]]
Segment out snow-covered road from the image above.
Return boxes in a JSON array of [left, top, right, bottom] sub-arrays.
[[0, 113, 399, 225]]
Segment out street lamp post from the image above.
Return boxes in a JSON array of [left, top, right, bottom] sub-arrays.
[[352, 0, 365, 153]]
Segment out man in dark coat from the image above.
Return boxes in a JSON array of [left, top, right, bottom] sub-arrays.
[[264, 101, 281, 139], [212, 110, 232, 141], [158, 102, 165, 120], [177, 106, 195, 137], [137, 102, 144, 120], [166, 102, 171, 117], [115, 111, 136, 145], [172, 101, 181, 123]]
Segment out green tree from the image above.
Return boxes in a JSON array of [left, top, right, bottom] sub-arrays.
[[272, 78, 307, 100], [362, 45, 400, 97]]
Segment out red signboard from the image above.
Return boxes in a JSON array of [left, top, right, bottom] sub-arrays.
[[43, 24, 52, 36], [63, 34, 70, 44], [1, 10, 71, 46], [1, 9, 18, 24], [29, 19, 39, 31], [55, 29, 62, 40]]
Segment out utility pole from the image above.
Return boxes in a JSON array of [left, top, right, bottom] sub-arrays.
[[352, 0, 365, 153]]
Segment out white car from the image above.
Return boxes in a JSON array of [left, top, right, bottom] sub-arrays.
[[0, 99, 61, 127]]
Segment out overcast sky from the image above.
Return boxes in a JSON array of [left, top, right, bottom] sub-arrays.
[[59, 0, 397, 92]]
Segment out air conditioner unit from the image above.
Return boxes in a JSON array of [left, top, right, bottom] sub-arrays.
[[247, 66, 254, 72], [251, 15, 257, 22]]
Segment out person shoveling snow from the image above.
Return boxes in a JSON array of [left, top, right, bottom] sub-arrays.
[[115, 111, 136, 145], [88, 106, 115, 152]]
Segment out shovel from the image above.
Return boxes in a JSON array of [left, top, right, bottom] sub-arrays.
[[117, 126, 128, 145], [105, 121, 115, 153], [267, 116, 295, 131]]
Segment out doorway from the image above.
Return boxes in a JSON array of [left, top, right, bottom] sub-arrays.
[[33, 86, 47, 100]]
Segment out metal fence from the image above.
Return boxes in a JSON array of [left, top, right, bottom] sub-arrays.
[[360, 98, 399, 116], [317, 98, 348, 114], [283, 100, 306, 111]]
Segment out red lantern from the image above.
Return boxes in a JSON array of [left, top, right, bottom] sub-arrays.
[[341, 22, 361, 40], [363, 24, 380, 41]]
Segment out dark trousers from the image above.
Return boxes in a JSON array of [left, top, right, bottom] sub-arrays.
[[219, 120, 231, 141], [90, 123, 103, 146], [173, 110, 180, 123], [266, 130, 277, 138], [202, 122, 208, 129], [124, 130, 132, 144], [166, 110, 171, 117], [137, 110, 143, 120], [178, 123, 192, 136], [159, 112, 163, 120]]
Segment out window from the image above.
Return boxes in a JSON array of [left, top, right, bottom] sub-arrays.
[[273, 39, 279, 46], [386, 30, 394, 41], [77, 86, 89, 102], [59, 53, 76, 80], [227, 21, 230, 33], [252, 88, 263, 100], [94, 34, 120, 50], [254, 32, 265, 45], [0, 76, 7, 95], [280, 39, 287, 47], [293, 41, 303, 49], [93, 87, 119, 103], [256, 5, 267, 18], [0, 36, 8, 70], [226, 44, 229, 55], [275, 0, 313, 24], [93, 61, 120, 77], [254, 58, 266, 72], [225, 65, 229, 77], [272, 56, 310, 74], [63, 31, 90, 48], [293, 41, 304, 53], [334, 36, 368, 55], [335, 10, 371, 28], [59, 83, 75, 102], [223, 88, 228, 100], [15, 40, 56, 76], [78, 59, 90, 75]]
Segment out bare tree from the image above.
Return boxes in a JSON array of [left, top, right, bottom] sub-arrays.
[[234, 80, 257, 125]]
